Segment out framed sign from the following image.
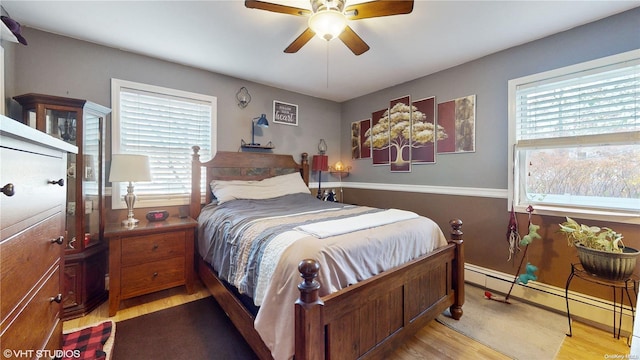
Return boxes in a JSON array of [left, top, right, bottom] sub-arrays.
[[273, 100, 298, 126]]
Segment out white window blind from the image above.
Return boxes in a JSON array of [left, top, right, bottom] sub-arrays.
[[111, 79, 216, 209], [515, 59, 639, 145], [508, 50, 640, 220]]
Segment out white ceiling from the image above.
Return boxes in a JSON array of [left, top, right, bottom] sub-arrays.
[[3, 1, 638, 102]]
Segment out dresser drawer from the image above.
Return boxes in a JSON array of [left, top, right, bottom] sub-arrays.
[[0, 212, 64, 318], [121, 231, 186, 266], [121, 257, 185, 298], [0, 265, 61, 354], [0, 146, 67, 241]]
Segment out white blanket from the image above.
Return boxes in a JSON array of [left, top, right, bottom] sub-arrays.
[[294, 208, 419, 238]]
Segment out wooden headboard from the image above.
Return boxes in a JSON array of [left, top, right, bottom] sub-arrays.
[[190, 147, 309, 218]]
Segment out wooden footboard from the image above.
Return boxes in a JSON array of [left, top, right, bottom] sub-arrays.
[[295, 219, 464, 360]]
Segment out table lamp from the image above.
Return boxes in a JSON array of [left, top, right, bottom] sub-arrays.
[[109, 154, 151, 227]]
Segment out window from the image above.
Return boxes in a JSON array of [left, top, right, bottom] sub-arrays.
[[508, 50, 640, 221], [111, 79, 216, 209]]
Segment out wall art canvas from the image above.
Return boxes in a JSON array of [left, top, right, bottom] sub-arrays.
[[353, 119, 371, 159], [388, 96, 412, 172], [273, 100, 298, 126], [366, 108, 390, 165], [410, 96, 441, 164], [437, 95, 476, 153]]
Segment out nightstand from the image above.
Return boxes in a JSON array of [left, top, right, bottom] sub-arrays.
[[105, 216, 197, 316]]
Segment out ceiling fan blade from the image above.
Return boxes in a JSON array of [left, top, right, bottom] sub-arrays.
[[345, 0, 414, 20], [245, 0, 311, 16], [338, 26, 370, 55], [284, 28, 316, 53]]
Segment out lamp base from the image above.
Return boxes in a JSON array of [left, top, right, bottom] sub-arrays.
[[122, 218, 140, 227]]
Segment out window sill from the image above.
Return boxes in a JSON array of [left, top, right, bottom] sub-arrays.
[[514, 204, 640, 225]]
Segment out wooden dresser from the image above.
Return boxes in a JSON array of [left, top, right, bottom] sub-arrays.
[[105, 217, 197, 316], [0, 116, 77, 357]]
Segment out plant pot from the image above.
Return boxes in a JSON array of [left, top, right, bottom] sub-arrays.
[[576, 244, 640, 281]]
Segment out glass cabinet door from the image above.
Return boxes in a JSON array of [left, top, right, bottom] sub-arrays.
[[41, 106, 81, 250], [82, 112, 102, 248]]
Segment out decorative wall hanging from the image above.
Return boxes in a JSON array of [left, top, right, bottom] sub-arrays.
[[410, 96, 443, 164], [273, 100, 298, 126], [388, 96, 412, 172], [437, 95, 476, 153], [367, 108, 390, 165], [350, 119, 371, 159]]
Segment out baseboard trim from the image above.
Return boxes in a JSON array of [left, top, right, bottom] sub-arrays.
[[465, 263, 635, 335]]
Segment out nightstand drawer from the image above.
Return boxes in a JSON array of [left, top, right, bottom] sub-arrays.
[[120, 257, 185, 298], [121, 231, 185, 266]]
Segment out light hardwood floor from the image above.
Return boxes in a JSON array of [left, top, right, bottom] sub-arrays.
[[64, 280, 633, 359]]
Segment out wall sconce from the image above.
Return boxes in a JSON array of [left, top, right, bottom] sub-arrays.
[[318, 138, 327, 154], [236, 87, 251, 109], [330, 161, 351, 178]]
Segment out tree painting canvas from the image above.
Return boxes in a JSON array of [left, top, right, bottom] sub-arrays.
[[366, 108, 390, 165], [388, 96, 412, 172], [437, 95, 476, 154], [351, 119, 371, 159], [411, 96, 444, 164], [359, 119, 371, 159]]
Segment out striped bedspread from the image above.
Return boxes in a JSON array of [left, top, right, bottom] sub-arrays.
[[198, 193, 385, 304], [197, 193, 447, 359]]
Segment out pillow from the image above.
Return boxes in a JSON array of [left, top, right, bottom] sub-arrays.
[[210, 172, 310, 204]]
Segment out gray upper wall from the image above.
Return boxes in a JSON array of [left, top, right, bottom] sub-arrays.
[[340, 7, 640, 190], [4, 7, 639, 189], [5, 27, 342, 163]]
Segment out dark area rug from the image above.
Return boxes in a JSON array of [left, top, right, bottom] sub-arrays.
[[112, 297, 257, 360]]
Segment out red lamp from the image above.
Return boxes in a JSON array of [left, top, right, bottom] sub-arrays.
[[312, 154, 328, 199]]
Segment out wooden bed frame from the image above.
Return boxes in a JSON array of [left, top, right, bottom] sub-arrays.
[[190, 148, 465, 360]]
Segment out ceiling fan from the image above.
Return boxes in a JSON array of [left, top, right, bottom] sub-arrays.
[[245, 0, 414, 55]]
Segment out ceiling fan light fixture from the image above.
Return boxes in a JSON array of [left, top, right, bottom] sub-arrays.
[[308, 10, 346, 41]]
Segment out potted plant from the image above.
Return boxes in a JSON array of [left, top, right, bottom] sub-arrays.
[[559, 217, 639, 280]]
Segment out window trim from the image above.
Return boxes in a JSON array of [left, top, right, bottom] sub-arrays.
[[110, 78, 217, 210], [508, 49, 640, 225]]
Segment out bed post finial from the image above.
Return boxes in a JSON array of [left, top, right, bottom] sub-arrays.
[[297, 258, 320, 305], [192, 145, 201, 161], [295, 259, 324, 360], [449, 218, 463, 241]]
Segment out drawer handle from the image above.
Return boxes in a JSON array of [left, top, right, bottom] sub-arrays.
[[51, 236, 64, 245], [153, 272, 158, 278], [1, 183, 15, 197], [152, 244, 159, 251], [49, 294, 62, 303], [48, 178, 65, 187]]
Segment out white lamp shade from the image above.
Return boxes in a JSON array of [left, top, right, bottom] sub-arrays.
[[109, 154, 151, 182], [308, 10, 346, 41]]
